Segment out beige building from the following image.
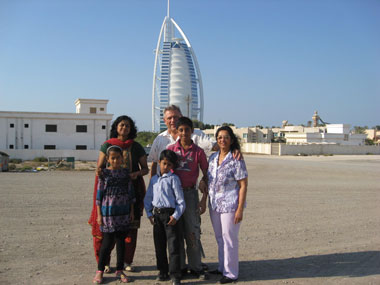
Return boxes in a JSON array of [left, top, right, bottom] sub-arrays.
[[203, 126, 273, 143], [365, 129, 380, 144]]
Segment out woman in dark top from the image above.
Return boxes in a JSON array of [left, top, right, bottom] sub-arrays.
[[88, 115, 149, 272]]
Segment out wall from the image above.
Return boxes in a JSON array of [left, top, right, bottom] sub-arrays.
[[279, 144, 380, 155], [241, 143, 380, 155], [241, 143, 272, 154], [2, 149, 99, 161]]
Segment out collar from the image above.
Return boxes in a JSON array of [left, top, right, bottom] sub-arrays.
[[213, 150, 232, 167], [157, 170, 173, 179], [174, 139, 194, 150], [161, 129, 178, 140]]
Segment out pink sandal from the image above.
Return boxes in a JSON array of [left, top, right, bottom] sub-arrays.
[[93, 270, 103, 284], [116, 270, 131, 283]]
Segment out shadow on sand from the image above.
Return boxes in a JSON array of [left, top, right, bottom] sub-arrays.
[[113, 251, 380, 284], [239, 251, 380, 282]]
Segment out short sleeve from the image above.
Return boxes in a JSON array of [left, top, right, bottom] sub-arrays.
[[147, 136, 161, 162], [233, 159, 248, 181], [132, 142, 146, 159], [100, 142, 110, 154], [96, 177, 105, 205]]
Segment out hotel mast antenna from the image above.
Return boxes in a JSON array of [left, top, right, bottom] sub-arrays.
[[151, 0, 204, 132]]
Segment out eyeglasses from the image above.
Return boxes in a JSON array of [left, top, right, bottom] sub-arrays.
[[217, 135, 230, 140]]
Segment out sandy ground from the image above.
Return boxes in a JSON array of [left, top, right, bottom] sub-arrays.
[[0, 155, 380, 285]]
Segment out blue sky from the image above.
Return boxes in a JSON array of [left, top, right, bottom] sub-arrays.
[[1, 0, 379, 131]]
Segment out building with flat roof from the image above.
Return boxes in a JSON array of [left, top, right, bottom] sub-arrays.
[[284, 124, 366, 146], [204, 126, 273, 144], [0, 99, 113, 160]]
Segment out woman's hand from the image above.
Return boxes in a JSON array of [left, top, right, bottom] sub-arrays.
[[148, 216, 155, 226], [96, 152, 106, 176], [198, 179, 208, 195], [234, 208, 243, 224], [95, 167, 102, 177]]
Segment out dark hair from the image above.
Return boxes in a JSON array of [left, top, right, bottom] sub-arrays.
[[106, 145, 123, 156], [110, 115, 137, 139], [175, 116, 193, 130], [159, 149, 178, 168], [215, 126, 240, 152]]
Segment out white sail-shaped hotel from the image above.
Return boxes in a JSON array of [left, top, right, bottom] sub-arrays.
[[152, 0, 203, 131]]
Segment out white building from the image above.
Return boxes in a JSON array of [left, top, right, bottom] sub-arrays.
[[285, 124, 366, 146], [152, 0, 203, 131], [0, 99, 113, 160]]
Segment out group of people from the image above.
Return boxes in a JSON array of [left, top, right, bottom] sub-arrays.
[[88, 105, 248, 285]]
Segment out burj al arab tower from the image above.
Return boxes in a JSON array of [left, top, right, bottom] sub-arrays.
[[152, 0, 204, 132]]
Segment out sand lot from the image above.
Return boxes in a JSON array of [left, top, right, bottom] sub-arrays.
[[1, 155, 380, 285]]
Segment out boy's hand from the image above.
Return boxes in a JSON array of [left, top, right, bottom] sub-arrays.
[[198, 180, 208, 195], [167, 216, 177, 226], [148, 216, 155, 225], [97, 215, 103, 226], [198, 200, 207, 215]]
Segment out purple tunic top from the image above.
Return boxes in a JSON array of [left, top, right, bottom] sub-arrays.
[[96, 168, 135, 233], [207, 151, 248, 213]]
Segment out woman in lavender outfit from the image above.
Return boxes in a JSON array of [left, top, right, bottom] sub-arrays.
[[207, 126, 248, 284]]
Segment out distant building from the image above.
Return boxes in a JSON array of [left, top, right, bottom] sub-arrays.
[[152, 0, 203, 131], [0, 99, 113, 160], [364, 129, 380, 144], [204, 126, 273, 144], [283, 124, 366, 146]]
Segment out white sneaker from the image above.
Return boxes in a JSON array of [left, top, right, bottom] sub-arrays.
[[124, 263, 135, 272]]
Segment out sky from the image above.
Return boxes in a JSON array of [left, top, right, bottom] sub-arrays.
[[1, 0, 379, 131]]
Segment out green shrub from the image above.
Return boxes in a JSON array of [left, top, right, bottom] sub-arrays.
[[20, 166, 33, 171], [8, 164, 16, 171], [33, 156, 48, 162], [10, 158, 22, 164]]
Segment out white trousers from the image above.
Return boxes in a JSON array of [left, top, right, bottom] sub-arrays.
[[209, 208, 241, 279]]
